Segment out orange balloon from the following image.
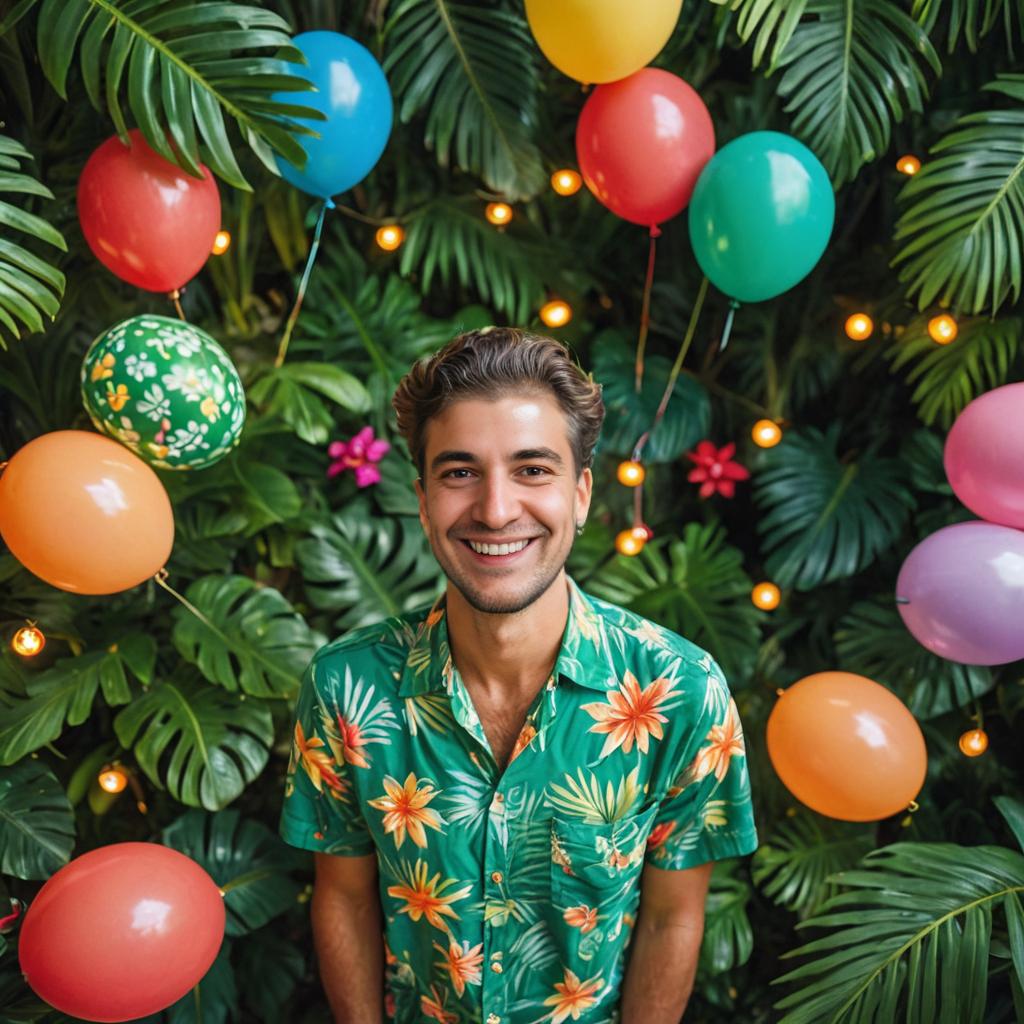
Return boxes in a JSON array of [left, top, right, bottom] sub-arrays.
[[0, 431, 174, 594], [766, 671, 926, 821]]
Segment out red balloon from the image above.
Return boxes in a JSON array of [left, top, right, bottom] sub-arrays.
[[576, 68, 715, 229], [77, 130, 221, 292], [19, 843, 225, 1022]]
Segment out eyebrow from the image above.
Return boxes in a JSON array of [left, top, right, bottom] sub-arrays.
[[429, 447, 566, 471]]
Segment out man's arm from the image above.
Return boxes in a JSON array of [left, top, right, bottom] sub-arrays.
[[619, 861, 714, 1024], [311, 851, 385, 1023]]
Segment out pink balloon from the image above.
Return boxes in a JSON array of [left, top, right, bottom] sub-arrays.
[[896, 521, 1024, 665], [945, 382, 1024, 528], [19, 843, 225, 1022]]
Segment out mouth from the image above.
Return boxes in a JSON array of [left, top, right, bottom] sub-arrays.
[[460, 538, 538, 563]]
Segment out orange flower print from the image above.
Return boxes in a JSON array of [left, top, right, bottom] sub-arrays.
[[386, 859, 472, 931], [425, 605, 444, 629], [543, 967, 604, 1023], [433, 939, 484, 996], [106, 383, 130, 411], [200, 395, 220, 421], [91, 352, 115, 381], [292, 722, 346, 800], [420, 985, 457, 1024], [646, 821, 676, 850], [562, 905, 598, 933], [334, 713, 370, 769], [508, 723, 537, 764], [581, 670, 677, 758], [368, 772, 445, 849], [685, 699, 745, 784]]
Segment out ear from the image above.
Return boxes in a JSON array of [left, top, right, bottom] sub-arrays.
[[575, 466, 593, 529]]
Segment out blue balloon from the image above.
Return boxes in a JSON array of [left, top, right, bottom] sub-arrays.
[[273, 31, 393, 199]]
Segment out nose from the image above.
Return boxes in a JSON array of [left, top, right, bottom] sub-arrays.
[[472, 472, 522, 529]]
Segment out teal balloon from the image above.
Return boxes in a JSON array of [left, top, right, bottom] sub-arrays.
[[688, 132, 835, 303]]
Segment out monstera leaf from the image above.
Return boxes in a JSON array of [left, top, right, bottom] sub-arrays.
[[114, 674, 273, 810], [753, 425, 916, 590], [0, 760, 74, 880], [235, 928, 305, 1022], [161, 809, 304, 936], [171, 575, 324, 699], [163, 943, 237, 1024], [584, 523, 763, 681]]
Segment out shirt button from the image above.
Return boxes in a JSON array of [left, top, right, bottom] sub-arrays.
[[490, 870, 503, 884], [491, 962, 503, 974]]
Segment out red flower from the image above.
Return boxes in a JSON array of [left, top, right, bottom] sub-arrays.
[[328, 426, 390, 487], [685, 441, 750, 499]]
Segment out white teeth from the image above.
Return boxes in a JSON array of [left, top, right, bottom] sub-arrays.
[[469, 539, 530, 555]]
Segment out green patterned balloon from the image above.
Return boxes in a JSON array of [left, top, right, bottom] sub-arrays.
[[81, 315, 245, 470]]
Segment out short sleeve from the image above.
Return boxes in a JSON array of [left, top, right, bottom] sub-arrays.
[[645, 656, 757, 870], [279, 655, 375, 857]]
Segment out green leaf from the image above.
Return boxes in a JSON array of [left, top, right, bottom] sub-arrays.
[[171, 575, 324, 699], [235, 927, 305, 1021], [592, 330, 711, 463], [753, 424, 916, 590], [384, 0, 544, 199], [0, 761, 74, 880], [701, 859, 755, 974], [912, 0, 1023, 53], [164, 942, 237, 1024], [114, 674, 274, 810], [161, 809, 303, 936], [713, 0, 810, 69], [996, 796, 1024, 854]]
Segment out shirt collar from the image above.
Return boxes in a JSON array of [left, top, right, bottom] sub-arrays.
[[397, 576, 620, 697]]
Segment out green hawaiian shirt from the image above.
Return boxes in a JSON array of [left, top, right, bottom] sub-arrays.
[[280, 577, 757, 1024]]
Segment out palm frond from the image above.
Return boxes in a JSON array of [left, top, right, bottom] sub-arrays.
[[712, 0, 810, 70], [35, 0, 320, 190], [701, 860, 755, 974], [383, 0, 544, 199], [894, 74, 1024, 315], [912, 0, 1023, 52]]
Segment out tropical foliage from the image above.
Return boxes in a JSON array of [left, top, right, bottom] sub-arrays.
[[2, 0, 1024, 1021]]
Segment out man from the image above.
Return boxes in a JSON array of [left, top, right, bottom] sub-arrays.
[[280, 328, 757, 1023]]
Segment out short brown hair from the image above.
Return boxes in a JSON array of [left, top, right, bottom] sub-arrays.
[[392, 327, 604, 479]]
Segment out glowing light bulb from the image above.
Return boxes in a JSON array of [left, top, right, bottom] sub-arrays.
[[958, 729, 988, 757], [752, 419, 783, 448], [617, 460, 645, 487], [615, 529, 644, 556], [98, 768, 128, 794], [631, 524, 654, 542], [11, 624, 45, 657], [845, 313, 873, 341], [751, 582, 781, 611], [375, 225, 405, 251], [551, 169, 582, 196], [928, 314, 957, 344], [485, 202, 513, 226], [211, 230, 231, 256], [540, 300, 572, 328], [896, 155, 921, 175]]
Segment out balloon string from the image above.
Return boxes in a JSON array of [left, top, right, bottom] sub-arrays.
[[275, 199, 333, 369], [169, 290, 185, 321], [718, 299, 740, 353], [633, 228, 660, 394], [153, 569, 217, 633]]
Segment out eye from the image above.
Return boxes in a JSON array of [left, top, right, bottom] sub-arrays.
[[441, 468, 474, 479], [520, 466, 550, 477]]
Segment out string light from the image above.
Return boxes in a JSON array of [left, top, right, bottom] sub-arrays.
[[617, 460, 645, 487], [615, 529, 645, 557], [98, 766, 128, 794], [11, 623, 45, 657], [631, 524, 654, 542], [551, 169, 582, 196], [751, 582, 781, 610], [958, 728, 988, 757], [928, 314, 958, 344], [375, 225, 405, 252], [211, 230, 231, 256], [844, 313, 873, 341], [752, 419, 783, 448], [485, 202, 513, 226], [896, 155, 921, 175], [540, 300, 572, 328]]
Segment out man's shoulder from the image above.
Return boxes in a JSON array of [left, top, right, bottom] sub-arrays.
[[309, 604, 432, 675]]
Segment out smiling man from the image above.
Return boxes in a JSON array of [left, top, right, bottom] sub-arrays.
[[280, 328, 757, 1023]]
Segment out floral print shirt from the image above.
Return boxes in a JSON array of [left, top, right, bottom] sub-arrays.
[[280, 576, 757, 1024]]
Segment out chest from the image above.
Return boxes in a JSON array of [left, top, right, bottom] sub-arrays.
[[467, 686, 540, 770]]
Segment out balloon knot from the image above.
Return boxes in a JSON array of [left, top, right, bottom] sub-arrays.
[[649, 225, 662, 239], [324, 198, 336, 210], [728, 299, 741, 309]]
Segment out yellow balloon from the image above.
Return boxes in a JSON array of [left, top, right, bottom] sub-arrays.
[[526, 0, 682, 84]]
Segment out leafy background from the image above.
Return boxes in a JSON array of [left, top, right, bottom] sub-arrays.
[[2, 0, 1024, 1021]]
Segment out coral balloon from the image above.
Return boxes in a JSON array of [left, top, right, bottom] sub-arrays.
[[19, 843, 224, 1022], [767, 672, 926, 821], [0, 431, 174, 594], [77, 130, 220, 292], [896, 521, 1024, 665], [576, 68, 714, 229], [945, 382, 1024, 529]]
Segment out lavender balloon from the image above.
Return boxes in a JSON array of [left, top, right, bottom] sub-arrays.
[[945, 382, 1024, 529], [897, 521, 1024, 665]]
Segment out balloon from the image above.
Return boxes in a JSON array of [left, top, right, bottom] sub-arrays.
[[576, 68, 715, 229], [767, 671, 927, 822], [272, 31, 393, 199], [77, 130, 221, 292], [81, 315, 245, 470], [526, 0, 682, 84], [19, 843, 224, 1022], [688, 131, 835, 302], [0, 431, 174, 594], [896, 521, 1024, 665], [945, 382, 1024, 529]]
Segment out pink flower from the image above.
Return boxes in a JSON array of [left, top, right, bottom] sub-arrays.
[[685, 441, 750, 499], [327, 426, 390, 487]]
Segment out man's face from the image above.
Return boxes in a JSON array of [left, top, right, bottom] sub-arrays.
[[414, 392, 593, 615]]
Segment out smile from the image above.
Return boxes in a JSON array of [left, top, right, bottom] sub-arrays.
[[461, 538, 536, 560]]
